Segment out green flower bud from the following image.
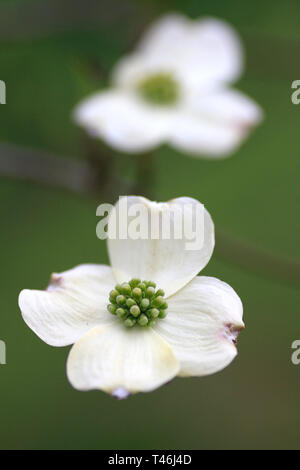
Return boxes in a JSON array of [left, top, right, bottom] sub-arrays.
[[124, 318, 136, 328], [138, 314, 149, 326], [109, 289, 118, 300], [141, 298, 150, 310], [138, 73, 179, 106], [155, 289, 165, 297], [116, 308, 126, 319], [130, 305, 140, 317], [121, 283, 131, 295], [107, 304, 117, 315], [145, 286, 155, 298], [116, 295, 126, 305], [158, 310, 167, 319], [126, 298, 136, 308], [132, 287, 142, 299], [149, 308, 160, 319], [129, 278, 141, 288], [147, 281, 156, 288], [107, 279, 168, 329], [152, 296, 164, 307]]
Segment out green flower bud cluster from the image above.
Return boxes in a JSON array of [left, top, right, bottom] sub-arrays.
[[107, 279, 168, 328], [138, 73, 179, 106]]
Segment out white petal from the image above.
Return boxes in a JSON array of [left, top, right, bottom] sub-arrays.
[[18, 264, 116, 347], [137, 14, 243, 89], [169, 110, 252, 158], [186, 18, 243, 86], [73, 90, 171, 153], [138, 13, 191, 56], [107, 196, 214, 298], [113, 15, 243, 98], [190, 88, 263, 128], [112, 15, 190, 90], [112, 53, 179, 90], [67, 324, 179, 395], [154, 276, 244, 377]]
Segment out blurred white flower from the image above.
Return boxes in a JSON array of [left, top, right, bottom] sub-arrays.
[[73, 13, 262, 158], [18, 196, 244, 398]]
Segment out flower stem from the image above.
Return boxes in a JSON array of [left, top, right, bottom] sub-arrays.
[[81, 133, 115, 192], [131, 151, 156, 198], [81, 134, 142, 202]]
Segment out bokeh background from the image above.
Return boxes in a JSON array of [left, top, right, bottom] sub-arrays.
[[0, 0, 300, 450]]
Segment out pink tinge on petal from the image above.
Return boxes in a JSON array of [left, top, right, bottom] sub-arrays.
[[111, 387, 131, 400], [47, 273, 63, 291], [221, 322, 245, 346]]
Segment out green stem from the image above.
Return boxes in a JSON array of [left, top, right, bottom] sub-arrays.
[[131, 151, 156, 198], [81, 134, 141, 202], [81, 133, 115, 190]]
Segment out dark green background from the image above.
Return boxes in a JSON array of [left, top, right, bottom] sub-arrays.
[[0, 0, 300, 449]]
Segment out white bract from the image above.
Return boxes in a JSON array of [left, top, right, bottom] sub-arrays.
[[19, 196, 244, 398], [73, 13, 262, 157]]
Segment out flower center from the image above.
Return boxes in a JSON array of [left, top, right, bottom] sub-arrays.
[[107, 279, 168, 328], [137, 73, 179, 105]]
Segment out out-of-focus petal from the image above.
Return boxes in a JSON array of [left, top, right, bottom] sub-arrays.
[[190, 88, 263, 127], [114, 15, 243, 96], [138, 13, 190, 56], [186, 18, 243, 86], [73, 90, 172, 153], [112, 53, 178, 89], [169, 109, 253, 158], [137, 14, 243, 90]]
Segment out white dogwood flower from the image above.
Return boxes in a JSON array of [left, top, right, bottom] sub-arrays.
[[73, 13, 262, 157], [18, 196, 244, 398]]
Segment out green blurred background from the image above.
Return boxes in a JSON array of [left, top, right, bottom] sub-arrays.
[[0, 0, 300, 450]]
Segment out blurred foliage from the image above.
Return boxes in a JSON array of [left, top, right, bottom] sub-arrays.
[[0, 0, 300, 450]]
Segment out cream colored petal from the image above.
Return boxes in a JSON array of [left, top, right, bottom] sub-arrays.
[[73, 90, 171, 153], [189, 88, 263, 128], [169, 110, 251, 158], [154, 276, 244, 377], [137, 14, 243, 91], [67, 324, 179, 395], [137, 13, 191, 56], [112, 15, 190, 90], [186, 18, 243, 86], [112, 52, 180, 90], [107, 196, 214, 298], [18, 264, 116, 347]]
